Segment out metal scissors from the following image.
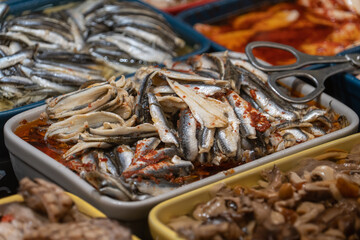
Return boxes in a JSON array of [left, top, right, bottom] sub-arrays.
[[245, 41, 360, 103]]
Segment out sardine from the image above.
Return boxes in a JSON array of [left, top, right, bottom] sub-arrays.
[[198, 126, 215, 154], [148, 92, 179, 146]]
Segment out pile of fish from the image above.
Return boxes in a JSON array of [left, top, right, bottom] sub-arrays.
[[41, 52, 346, 201], [0, 0, 186, 111]]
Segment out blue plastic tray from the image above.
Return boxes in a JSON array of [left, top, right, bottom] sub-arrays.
[[177, 0, 288, 51], [0, 0, 210, 157], [5, 0, 210, 61]]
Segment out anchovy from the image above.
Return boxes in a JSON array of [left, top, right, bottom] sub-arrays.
[[132, 137, 161, 162], [123, 147, 177, 177], [0, 48, 34, 70], [8, 25, 76, 50], [31, 70, 89, 86], [280, 128, 311, 143], [227, 90, 257, 139], [179, 109, 198, 161], [148, 92, 179, 146], [275, 120, 313, 130], [129, 155, 193, 179], [134, 70, 154, 123], [132, 178, 180, 197], [216, 99, 240, 157], [167, 78, 229, 128], [0, 76, 33, 85], [90, 33, 172, 62], [33, 62, 104, 81], [31, 75, 77, 93], [64, 141, 112, 159], [6, 18, 74, 42], [114, 26, 175, 54], [242, 82, 299, 121], [0, 3, 9, 20], [301, 108, 328, 123], [89, 50, 138, 73], [114, 145, 134, 174], [94, 151, 118, 176], [154, 68, 230, 86], [198, 127, 215, 153]]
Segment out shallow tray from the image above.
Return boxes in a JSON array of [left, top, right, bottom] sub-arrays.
[[4, 58, 359, 221], [149, 132, 360, 240]]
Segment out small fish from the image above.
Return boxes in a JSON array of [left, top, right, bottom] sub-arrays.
[[148, 92, 179, 146], [179, 109, 198, 161]]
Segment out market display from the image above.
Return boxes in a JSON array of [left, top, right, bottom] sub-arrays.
[[14, 52, 347, 202], [194, 0, 360, 65], [0, 0, 187, 111], [0, 177, 132, 240], [167, 145, 360, 240]]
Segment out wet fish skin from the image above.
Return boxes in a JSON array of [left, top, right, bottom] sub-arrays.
[[148, 92, 179, 146], [179, 109, 198, 161], [135, 70, 154, 124], [114, 145, 134, 175], [0, 48, 34, 70], [198, 127, 215, 153], [215, 98, 240, 157], [227, 90, 257, 139]]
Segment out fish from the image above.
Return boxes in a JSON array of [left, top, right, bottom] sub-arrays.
[[179, 109, 198, 161], [148, 92, 179, 146]]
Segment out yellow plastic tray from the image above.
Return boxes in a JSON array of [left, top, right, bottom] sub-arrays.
[[149, 133, 360, 240], [0, 192, 140, 240]]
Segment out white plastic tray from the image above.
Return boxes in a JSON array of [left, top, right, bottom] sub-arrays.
[[4, 63, 359, 221]]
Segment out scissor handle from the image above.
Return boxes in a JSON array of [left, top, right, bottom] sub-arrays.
[[268, 62, 356, 103], [245, 41, 349, 71]]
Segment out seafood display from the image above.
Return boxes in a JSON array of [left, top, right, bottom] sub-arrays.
[[194, 0, 360, 65], [167, 145, 360, 240], [0, 0, 187, 111], [15, 52, 347, 201], [0, 177, 132, 240]]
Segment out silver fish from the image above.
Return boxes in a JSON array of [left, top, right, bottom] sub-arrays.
[[179, 109, 198, 161]]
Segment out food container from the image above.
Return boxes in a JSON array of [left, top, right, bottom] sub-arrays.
[[0, 192, 140, 240], [324, 47, 360, 131], [149, 132, 360, 240], [0, 0, 211, 158], [4, 61, 359, 221]]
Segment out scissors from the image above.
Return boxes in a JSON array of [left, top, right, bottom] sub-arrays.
[[245, 41, 360, 103]]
